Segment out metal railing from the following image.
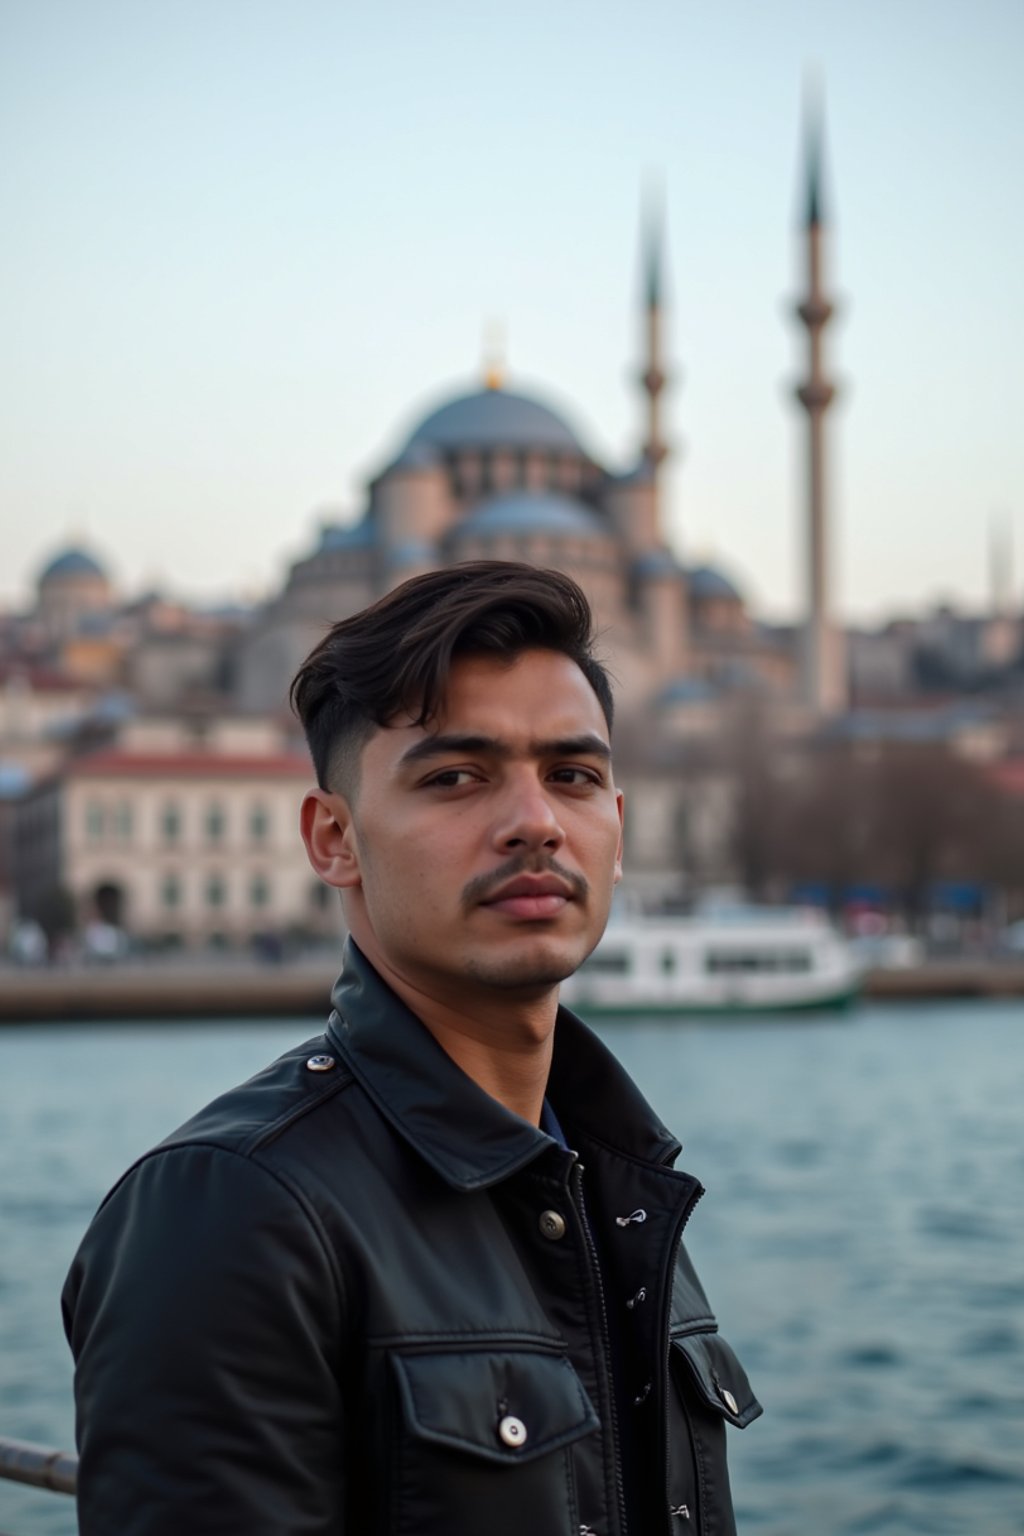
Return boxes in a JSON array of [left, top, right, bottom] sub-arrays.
[[0, 1435, 77, 1513]]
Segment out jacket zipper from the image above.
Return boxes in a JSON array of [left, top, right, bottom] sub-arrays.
[[572, 1159, 630, 1536], [659, 1180, 705, 1536]]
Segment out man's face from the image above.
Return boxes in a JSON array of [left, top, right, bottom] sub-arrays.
[[324, 648, 623, 1005]]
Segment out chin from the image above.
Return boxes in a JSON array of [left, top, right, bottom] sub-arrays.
[[464, 936, 587, 993]]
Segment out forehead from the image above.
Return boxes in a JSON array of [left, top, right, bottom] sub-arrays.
[[436, 649, 608, 734], [369, 648, 610, 766]]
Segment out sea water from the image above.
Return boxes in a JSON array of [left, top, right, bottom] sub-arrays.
[[1, 1001, 1022, 1536]]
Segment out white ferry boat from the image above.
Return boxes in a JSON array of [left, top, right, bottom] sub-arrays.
[[561, 907, 863, 1016]]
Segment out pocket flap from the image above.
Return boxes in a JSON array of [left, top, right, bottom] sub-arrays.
[[393, 1348, 600, 1465], [670, 1332, 763, 1429]]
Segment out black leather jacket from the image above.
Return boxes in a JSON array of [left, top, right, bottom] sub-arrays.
[[63, 942, 761, 1535]]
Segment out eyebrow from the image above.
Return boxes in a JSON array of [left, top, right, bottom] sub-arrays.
[[397, 732, 612, 769]]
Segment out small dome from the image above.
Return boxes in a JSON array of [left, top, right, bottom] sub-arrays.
[[453, 492, 607, 540], [657, 677, 719, 707], [39, 546, 107, 583], [387, 539, 437, 567], [317, 519, 377, 553], [633, 549, 681, 579], [404, 386, 583, 455], [688, 564, 744, 603]]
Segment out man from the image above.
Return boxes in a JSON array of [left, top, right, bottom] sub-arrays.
[[63, 561, 760, 1535]]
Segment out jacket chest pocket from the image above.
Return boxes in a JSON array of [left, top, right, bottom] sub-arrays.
[[388, 1347, 599, 1536], [667, 1332, 762, 1536]]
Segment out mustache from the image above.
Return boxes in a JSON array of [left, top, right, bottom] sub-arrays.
[[461, 856, 589, 912]]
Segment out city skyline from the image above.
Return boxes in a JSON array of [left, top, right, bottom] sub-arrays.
[[2, 0, 1022, 623]]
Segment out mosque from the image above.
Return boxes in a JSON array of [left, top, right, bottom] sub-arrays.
[[29, 112, 841, 739], [14, 107, 844, 919], [231, 158, 830, 722]]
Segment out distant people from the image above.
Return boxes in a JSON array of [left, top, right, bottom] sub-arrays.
[[9, 917, 47, 965], [63, 561, 760, 1534], [81, 919, 128, 964]]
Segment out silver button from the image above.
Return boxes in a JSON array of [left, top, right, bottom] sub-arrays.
[[498, 1414, 527, 1448], [306, 1054, 336, 1072], [718, 1386, 739, 1415], [539, 1209, 567, 1241]]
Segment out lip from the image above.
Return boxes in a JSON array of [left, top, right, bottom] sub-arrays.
[[481, 875, 574, 904], [479, 874, 575, 921]]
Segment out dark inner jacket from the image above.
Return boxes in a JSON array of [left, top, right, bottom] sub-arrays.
[[63, 939, 761, 1536]]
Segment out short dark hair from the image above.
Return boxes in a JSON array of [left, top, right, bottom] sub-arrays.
[[290, 560, 614, 793]]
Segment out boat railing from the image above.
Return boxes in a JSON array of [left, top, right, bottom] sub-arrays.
[[0, 1434, 77, 1529]]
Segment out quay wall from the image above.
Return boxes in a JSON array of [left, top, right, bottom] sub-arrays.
[[2, 963, 1024, 1021]]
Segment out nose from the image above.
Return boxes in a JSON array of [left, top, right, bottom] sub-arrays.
[[492, 773, 566, 855]]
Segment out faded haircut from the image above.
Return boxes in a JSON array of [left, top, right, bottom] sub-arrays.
[[290, 561, 614, 797]]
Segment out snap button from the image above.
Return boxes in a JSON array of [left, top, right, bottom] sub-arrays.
[[498, 1414, 527, 1448], [718, 1385, 739, 1415], [305, 1055, 336, 1072], [539, 1209, 567, 1241]]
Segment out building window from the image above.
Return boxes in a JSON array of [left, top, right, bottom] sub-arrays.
[[249, 804, 269, 844], [249, 873, 270, 909], [161, 873, 181, 910], [161, 802, 182, 845], [85, 801, 105, 842], [114, 801, 133, 843], [205, 803, 226, 845], [206, 873, 226, 909]]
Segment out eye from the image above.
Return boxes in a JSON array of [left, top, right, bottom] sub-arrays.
[[548, 766, 602, 787], [422, 768, 481, 789]]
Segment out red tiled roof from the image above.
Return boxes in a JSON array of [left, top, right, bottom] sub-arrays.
[[67, 751, 312, 779], [0, 662, 92, 693], [990, 760, 1024, 796]]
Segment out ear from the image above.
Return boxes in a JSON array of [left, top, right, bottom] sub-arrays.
[[300, 788, 363, 890], [613, 789, 625, 886]]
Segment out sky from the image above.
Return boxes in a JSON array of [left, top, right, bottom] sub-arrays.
[[1, 0, 1022, 624]]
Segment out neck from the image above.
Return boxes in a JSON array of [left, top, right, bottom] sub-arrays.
[[351, 931, 559, 1126]]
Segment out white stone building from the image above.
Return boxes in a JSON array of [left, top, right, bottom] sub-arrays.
[[18, 747, 340, 949]]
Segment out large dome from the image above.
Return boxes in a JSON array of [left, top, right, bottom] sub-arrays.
[[403, 386, 583, 455], [688, 564, 744, 603]]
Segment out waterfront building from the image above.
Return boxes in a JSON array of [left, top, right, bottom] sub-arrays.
[[14, 726, 340, 950]]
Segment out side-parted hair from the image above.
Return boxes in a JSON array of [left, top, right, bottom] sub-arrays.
[[290, 561, 614, 794]]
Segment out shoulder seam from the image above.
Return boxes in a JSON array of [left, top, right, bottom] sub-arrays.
[[238, 1068, 356, 1155]]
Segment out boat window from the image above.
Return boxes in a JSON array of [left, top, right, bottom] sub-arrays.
[[581, 950, 630, 974], [661, 950, 677, 973], [706, 950, 813, 975]]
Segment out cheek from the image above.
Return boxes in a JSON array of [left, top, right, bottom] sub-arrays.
[[360, 831, 449, 917]]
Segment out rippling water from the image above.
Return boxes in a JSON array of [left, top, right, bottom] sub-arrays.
[[2, 1001, 1022, 1535]]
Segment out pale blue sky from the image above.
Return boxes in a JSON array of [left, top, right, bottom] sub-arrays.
[[2, 0, 1022, 621]]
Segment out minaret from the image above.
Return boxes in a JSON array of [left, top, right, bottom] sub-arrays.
[[640, 190, 670, 482], [793, 89, 845, 715], [989, 511, 1014, 617]]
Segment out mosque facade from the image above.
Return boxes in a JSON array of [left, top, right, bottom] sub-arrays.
[[234, 236, 784, 724]]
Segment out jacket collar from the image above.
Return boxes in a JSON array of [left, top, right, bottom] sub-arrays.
[[326, 939, 680, 1193]]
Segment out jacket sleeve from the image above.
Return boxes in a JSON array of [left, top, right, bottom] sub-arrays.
[[62, 1143, 346, 1535]]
